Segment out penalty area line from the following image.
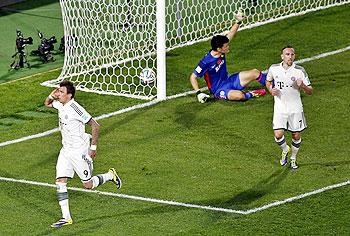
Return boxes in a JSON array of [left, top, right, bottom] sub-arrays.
[[0, 176, 349, 215]]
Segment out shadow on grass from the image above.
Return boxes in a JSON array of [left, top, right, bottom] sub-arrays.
[[0, 0, 59, 18], [63, 169, 288, 226], [203, 168, 289, 210], [62, 169, 290, 226], [0, 170, 58, 221], [0, 8, 62, 20], [301, 160, 350, 168], [100, 103, 155, 137], [174, 98, 216, 129], [37, 222, 104, 236]]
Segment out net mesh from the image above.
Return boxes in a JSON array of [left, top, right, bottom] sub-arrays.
[[41, 0, 349, 99]]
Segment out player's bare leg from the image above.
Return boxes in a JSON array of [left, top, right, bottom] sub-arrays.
[[226, 69, 267, 101], [239, 69, 267, 87], [228, 89, 266, 101], [228, 90, 245, 101]]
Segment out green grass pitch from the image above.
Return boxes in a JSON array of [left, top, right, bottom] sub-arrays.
[[0, 2, 350, 235]]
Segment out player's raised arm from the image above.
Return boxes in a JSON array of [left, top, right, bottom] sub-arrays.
[[226, 9, 244, 41], [44, 88, 59, 108]]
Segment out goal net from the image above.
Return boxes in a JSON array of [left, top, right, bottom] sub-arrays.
[[42, 0, 349, 100]]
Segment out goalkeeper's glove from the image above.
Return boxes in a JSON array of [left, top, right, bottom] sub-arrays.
[[234, 9, 245, 24], [196, 90, 210, 103]]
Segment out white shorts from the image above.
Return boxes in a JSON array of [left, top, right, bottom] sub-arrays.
[[273, 112, 307, 132], [56, 147, 94, 182]]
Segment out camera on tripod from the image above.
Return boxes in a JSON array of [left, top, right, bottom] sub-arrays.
[[10, 29, 33, 69], [31, 30, 57, 63]]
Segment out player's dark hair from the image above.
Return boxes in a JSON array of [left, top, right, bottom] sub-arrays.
[[281, 45, 294, 53], [211, 35, 229, 51], [59, 80, 75, 98]]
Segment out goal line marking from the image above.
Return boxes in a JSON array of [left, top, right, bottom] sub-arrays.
[[0, 176, 349, 215], [0, 45, 349, 149]]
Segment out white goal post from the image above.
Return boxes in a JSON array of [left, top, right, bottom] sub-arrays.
[[41, 0, 349, 100]]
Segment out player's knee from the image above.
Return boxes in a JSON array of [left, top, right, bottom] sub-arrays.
[[228, 90, 245, 101], [83, 181, 93, 189], [251, 69, 260, 77], [274, 131, 284, 140], [274, 135, 283, 141], [292, 132, 301, 140], [239, 95, 246, 101], [55, 178, 67, 184]]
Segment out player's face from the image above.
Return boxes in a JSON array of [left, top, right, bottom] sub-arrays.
[[57, 86, 72, 104], [218, 43, 230, 54], [281, 48, 295, 66]]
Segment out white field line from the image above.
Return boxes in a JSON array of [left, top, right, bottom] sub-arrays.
[[295, 45, 350, 64], [0, 176, 245, 214], [0, 176, 349, 215], [1, 46, 349, 148], [244, 180, 350, 214], [0, 128, 59, 147]]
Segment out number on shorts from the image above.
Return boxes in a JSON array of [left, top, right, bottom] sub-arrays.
[[299, 120, 302, 128], [83, 170, 89, 177]]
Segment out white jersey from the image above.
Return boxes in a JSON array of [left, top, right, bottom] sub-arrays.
[[52, 99, 92, 150], [267, 62, 311, 113]]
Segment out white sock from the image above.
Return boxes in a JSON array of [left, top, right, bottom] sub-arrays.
[[275, 136, 289, 152], [291, 138, 301, 160], [56, 182, 71, 220], [91, 172, 113, 189]]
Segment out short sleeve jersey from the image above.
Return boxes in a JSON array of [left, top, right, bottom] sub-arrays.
[[52, 99, 92, 150], [193, 51, 228, 93], [267, 62, 311, 113]]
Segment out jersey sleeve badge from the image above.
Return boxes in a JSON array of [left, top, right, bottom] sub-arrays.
[[195, 66, 202, 74]]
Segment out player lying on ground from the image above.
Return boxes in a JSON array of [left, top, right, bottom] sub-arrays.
[[189, 9, 267, 103], [44, 80, 122, 227]]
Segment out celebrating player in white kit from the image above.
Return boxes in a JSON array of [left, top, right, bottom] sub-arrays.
[[44, 80, 122, 227], [266, 46, 313, 169]]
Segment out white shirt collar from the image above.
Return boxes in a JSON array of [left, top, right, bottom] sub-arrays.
[[63, 98, 75, 107], [280, 61, 295, 71]]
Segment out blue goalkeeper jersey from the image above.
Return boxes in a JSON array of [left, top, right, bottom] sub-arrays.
[[193, 51, 228, 93]]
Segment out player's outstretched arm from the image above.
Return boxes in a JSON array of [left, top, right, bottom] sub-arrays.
[[226, 9, 244, 41], [44, 88, 58, 108], [189, 73, 210, 103], [88, 118, 100, 158]]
